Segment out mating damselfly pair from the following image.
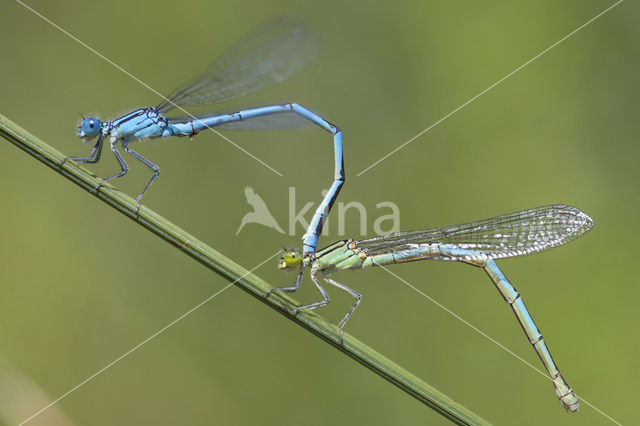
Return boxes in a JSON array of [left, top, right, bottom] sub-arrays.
[[65, 17, 592, 413]]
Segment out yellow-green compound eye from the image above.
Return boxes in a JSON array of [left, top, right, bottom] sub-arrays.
[[282, 249, 302, 268]]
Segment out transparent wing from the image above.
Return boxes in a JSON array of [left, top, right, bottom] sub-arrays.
[[157, 17, 320, 113], [167, 110, 313, 130], [356, 205, 593, 260]]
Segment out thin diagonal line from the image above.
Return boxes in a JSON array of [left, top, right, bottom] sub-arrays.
[[18, 250, 281, 426], [381, 265, 622, 425], [357, 0, 623, 176], [15, 0, 283, 176]]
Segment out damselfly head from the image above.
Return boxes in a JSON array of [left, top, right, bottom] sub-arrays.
[[78, 117, 102, 139], [279, 248, 302, 270]]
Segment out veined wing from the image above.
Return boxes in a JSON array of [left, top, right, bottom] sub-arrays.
[[157, 17, 320, 113], [356, 205, 593, 260]]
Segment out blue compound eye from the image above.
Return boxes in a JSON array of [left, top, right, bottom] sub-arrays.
[[78, 117, 102, 138]]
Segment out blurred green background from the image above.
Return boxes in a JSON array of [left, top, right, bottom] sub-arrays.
[[1, 0, 637, 424]]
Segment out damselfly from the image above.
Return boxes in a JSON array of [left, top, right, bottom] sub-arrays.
[[64, 17, 343, 254], [270, 204, 593, 411]]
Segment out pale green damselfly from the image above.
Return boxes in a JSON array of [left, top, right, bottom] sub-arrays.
[[267, 204, 593, 411]]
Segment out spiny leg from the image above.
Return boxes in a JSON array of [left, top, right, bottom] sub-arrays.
[[323, 277, 362, 342], [467, 257, 580, 411], [265, 266, 303, 297], [122, 142, 159, 211], [91, 138, 129, 193], [60, 133, 105, 165], [292, 274, 330, 315]]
